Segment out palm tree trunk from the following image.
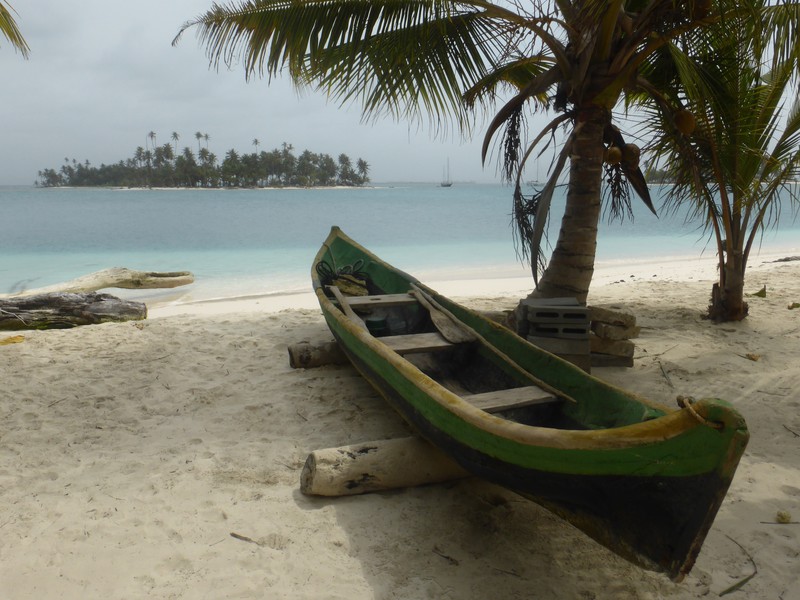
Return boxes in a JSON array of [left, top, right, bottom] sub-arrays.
[[709, 252, 748, 321], [530, 116, 605, 304]]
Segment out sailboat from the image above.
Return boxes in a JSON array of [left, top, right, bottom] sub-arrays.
[[440, 159, 453, 187]]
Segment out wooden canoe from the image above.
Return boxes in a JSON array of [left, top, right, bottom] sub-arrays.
[[312, 226, 748, 581]]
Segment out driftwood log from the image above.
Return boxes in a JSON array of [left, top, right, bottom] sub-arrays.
[[0, 292, 146, 330], [1, 267, 194, 299], [300, 436, 468, 496]]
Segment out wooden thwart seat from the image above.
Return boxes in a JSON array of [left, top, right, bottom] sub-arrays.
[[329, 287, 418, 330], [346, 293, 418, 309], [381, 332, 454, 354], [464, 386, 559, 413]]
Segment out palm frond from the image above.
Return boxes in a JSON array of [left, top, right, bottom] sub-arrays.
[[480, 65, 561, 163], [462, 55, 554, 108], [513, 133, 572, 283], [771, 93, 800, 164], [174, 0, 511, 125], [762, 1, 800, 68], [0, 1, 29, 57]]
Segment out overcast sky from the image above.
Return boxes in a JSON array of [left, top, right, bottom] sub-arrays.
[[0, 0, 541, 186]]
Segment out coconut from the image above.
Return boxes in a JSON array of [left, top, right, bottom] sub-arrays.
[[675, 109, 696, 135], [605, 146, 622, 165], [622, 144, 640, 167]]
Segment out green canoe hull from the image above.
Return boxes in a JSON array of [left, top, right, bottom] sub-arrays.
[[313, 227, 749, 581]]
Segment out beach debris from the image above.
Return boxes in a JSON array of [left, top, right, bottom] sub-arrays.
[[229, 532, 264, 546], [789, 302, 800, 310], [739, 353, 761, 362], [771, 256, 800, 262], [783, 424, 800, 438], [759, 510, 799, 524], [0, 334, 24, 345], [775, 510, 793, 524], [432, 546, 460, 566], [0, 267, 194, 299], [0, 292, 146, 331], [749, 285, 767, 298], [718, 535, 757, 596]]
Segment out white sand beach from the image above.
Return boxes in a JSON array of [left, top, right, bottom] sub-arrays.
[[1, 254, 799, 599]]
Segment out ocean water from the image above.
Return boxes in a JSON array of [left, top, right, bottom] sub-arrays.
[[1, 183, 798, 302]]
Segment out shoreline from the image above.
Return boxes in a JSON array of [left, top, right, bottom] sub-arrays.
[[146, 249, 800, 318]]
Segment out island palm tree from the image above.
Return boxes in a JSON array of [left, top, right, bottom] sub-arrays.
[[356, 158, 370, 184], [252, 138, 262, 184], [171, 131, 180, 154], [0, 1, 28, 57], [147, 131, 157, 152], [645, 0, 800, 321], [195, 131, 203, 153]]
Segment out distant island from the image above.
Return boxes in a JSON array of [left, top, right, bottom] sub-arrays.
[[36, 133, 370, 188], [645, 167, 675, 184]]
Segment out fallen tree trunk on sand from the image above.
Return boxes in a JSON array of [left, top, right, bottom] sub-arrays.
[[0, 292, 146, 330], [1, 267, 194, 299], [300, 436, 468, 497]]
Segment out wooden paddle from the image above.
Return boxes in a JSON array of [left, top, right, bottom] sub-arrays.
[[328, 285, 367, 330], [410, 288, 476, 344], [410, 284, 577, 404]]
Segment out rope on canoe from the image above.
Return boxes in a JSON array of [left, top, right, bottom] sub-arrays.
[[316, 259, 373, 296], [677, 396, 724, 430]]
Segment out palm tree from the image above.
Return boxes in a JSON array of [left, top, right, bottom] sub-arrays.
[[195, 131, 203, 153], [203, 133, 210, 149], [356, 158, 370, 184], [177, 0, 741, 304], [221, 148, 242, 186], [280, 141, 295, 185], [645, 0, 800, 321], [148, 131, 157, 152], [0, 1, 29, 57], [171, 131, 180, 154], [176, 147, 201, 187], [251, 138, 262, 185]]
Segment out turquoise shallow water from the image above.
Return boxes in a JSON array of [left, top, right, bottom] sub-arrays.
[[1, 183, 798, 301]]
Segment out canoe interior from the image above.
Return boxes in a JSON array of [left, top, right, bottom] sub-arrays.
[[315, 231, 667, 431]]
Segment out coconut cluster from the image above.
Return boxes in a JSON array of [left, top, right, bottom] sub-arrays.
[[604, 143, 640, 167]]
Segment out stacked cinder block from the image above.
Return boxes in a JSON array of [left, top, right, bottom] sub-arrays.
[[588, 305, 641, 368], [516, 298, 591, 372]]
